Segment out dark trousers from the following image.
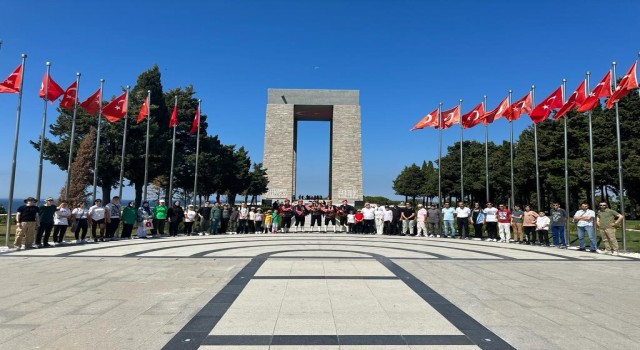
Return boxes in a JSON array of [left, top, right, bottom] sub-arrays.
[[473, 223, 483, 239], [74, 219, 88, 240], [106, 218, 120, 238], [282, 216, 292, 229], [295, 216, 306, 227], [152, 219, 166, 235], [255, 221, 263, 233], [524, 226, 537, 243], [221, 218, 229, 233], [457, 218, 470, 238], [363, 219, 374, 234], [36, 222, 54, 245], [53, 225, 67, 243], [169, 221, 180, 236], [384, 221, 392, 234], [538, 229, 549, 246], [238, 219, 247, 233], [486, 222, 498, 240], [121, 223, 134, 238], [348, 223, 355, 232], [184, 222, 194, 235], [310, 215, 322, 228]]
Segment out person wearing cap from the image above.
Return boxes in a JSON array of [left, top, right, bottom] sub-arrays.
[[254, 207, 264, 233], [416, 204, 427, 237], [36, 197, 56, 247], [183, 204, 197, 236], [263, 210, 273, 233], [104, 196, 122, 241], [13, 197, 39, 250], [152, 199, 168, 237], [88, 199, 106, 242], [137, 201, 153, 238]]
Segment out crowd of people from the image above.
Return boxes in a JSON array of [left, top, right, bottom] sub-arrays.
[[10, 196, 624, 255]]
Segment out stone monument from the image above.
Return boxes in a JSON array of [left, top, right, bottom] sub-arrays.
[[262, 89, 363, 203]]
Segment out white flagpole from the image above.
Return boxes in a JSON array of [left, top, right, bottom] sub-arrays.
[[483, 95, 489, 203], [143, 90, 151, 203], [586, 72, 596, 211], [169, 95, 177, 203], [117, 86, 130, 200], [65, 72, 81, 200], [92, 79, 105, 202], [531, 85, 541, 211], [5, 54, 27, 247], [36, 62, 51, 202], [611, 61, 627, 251], [561, 79, 570, 247], [437, 102, 442, 206], [459, 99, 464, 202], [192, 99, 202, 205], [509, 90, 514, 209]]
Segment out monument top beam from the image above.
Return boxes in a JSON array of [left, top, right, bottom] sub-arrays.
[[268, 89, 359, 106]]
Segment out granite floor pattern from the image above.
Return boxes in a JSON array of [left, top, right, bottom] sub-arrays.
[[1, 233, 638, 350]]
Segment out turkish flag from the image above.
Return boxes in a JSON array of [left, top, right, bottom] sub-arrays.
[[59, 81, 78, 111], [0, 64, 23, 93], [461, 102, 485, 129], [577, 71, 612, 112], [606, 61, 638, 109], [529, 86, 563, 123], [411, 108, 439, 131], [169, 104, 178, 127], [483, 97, 509, 125], [436, 105, 460, 130], [554, 81, 586, 120], [136, 96, 149, 124], [102, 92, 128, 122], [504, 92, 532, 122], [189, 107, 200, 134], [80, 88, 102, 115], [38, 73, 65, 102]]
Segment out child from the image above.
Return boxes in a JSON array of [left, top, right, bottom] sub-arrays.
[[347, 210, 355, 233], [264, 210, 273, 233], [536, 211, 550, 246], [271, 210, 280, 233], [354, 209, 364, 234]]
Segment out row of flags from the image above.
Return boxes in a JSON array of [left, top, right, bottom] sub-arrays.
[[0, 63, 201, 134], [411, 60, 639, 131]]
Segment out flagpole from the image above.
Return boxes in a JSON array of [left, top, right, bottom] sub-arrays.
[[193, 99, 202, 205], [92, 79, 105, 202], [612, 61, 627, 251], [5, 54, 27, 247], [143, 90, 151, 203], [586, 72, 596, 212], [65, 73, 81, 200], [117, 86, 130, 200], [459, 99, 464, 202], [561, 78, 570, 247], [531, 85, 542, 211], [36, 62, 52, 202], [437, 102, 442, 207], [169, 95, 178, 203], [509, 90, 514, 209], [483, 95, 489, 203]]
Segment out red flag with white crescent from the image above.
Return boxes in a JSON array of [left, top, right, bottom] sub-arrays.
[[59, 81, 78, 111], [411, 108, 439, 131], [606, 61, 638, 109], [38, 72, 65, 102], [80, 88, 102, 115], [102, 92, 128, 122], [461, 102, 485, 129], [504, 92, 532, 122], [529, 86, 563, 123], [0, 64, 23, 93], [577, 71, 612, 113], [436, 105, 460, 130], [189, 107, 200, 134], [483, 97, 509, 125], [554, 80, 586, 120]]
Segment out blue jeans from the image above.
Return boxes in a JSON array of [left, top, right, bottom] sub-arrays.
[[443, 220, 456, 237], [551, 226, 566, 246], [577, 225, 596, 250], [210, 218, 220, 234]]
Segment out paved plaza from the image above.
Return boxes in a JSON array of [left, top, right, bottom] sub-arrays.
[[1, 234, 639, 350]]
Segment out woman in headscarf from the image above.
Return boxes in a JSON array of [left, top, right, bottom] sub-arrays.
[[137, 201, 153, 238], [121, 201, 137, 239]]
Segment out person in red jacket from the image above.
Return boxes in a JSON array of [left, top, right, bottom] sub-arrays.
[[354, 209, 364, 234]]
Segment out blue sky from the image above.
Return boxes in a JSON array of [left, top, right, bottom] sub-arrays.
[[1, 0, 638, 202]]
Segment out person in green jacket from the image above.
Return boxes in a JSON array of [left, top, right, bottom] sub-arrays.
[[210, 202, 223, 235], [121, 202, 137, 239], [152, 199, 168, 237]]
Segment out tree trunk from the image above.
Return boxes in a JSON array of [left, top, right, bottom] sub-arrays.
[[101, 186, 111, 204], [134, 182, 143, 207]]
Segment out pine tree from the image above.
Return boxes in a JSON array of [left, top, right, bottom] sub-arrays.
[[59, 127, 96, 206]]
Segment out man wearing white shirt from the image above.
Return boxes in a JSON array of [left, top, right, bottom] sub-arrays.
[[573, 202, 597, 252], [361, 203, 376, 234], [454, 201, 471, 239]]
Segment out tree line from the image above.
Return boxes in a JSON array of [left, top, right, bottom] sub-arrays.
[[34, 65, 268, 206], [393, 91, 640, 216]]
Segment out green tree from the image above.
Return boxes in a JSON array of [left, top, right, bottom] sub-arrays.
[[392, 163, 425, 203]]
